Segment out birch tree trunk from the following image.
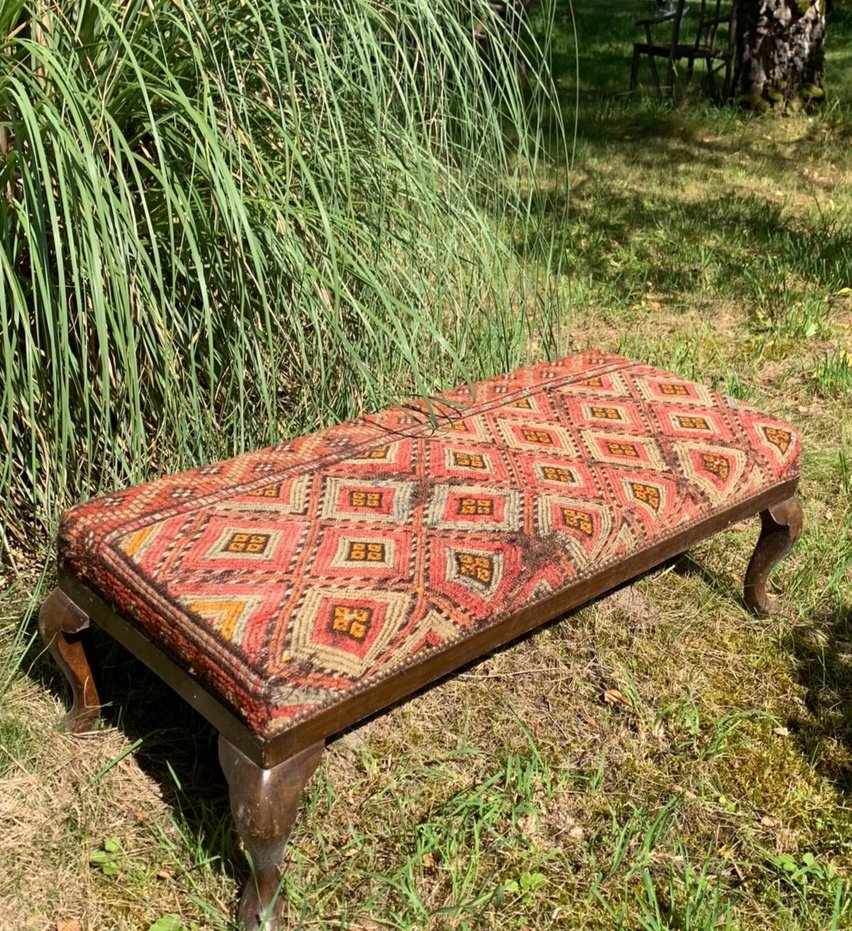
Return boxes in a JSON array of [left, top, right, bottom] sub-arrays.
[[731, 0, 826, 106]]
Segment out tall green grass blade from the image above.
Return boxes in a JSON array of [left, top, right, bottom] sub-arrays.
[[0, 0, 569, 568]]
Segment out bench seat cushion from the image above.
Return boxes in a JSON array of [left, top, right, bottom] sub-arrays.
[[58, 352, 800, 741]]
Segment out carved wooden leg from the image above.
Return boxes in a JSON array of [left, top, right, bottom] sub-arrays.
[[744, 496, 803, 616], [38, 588, 101, 732], [219, 736, 324, 930]]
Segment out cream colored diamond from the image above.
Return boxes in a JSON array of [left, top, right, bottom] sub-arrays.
[[205, 526, 284, 560], [445, 447, 493, 472], [446, 547, 504, 600], [635, 376, 714, 406], [495, 418, 579, 457], [217, 474, 309, 515], [320, 477, 413, 523], [329, 535, 396, 570], [432, 414, 494, 445], [390, 608, 467, 664], [535, 494, 614, 564], [672, 442, 760, 504], [425, 484, 522, 532], [552, 370, 627, 396], [289, 587, 413, 679], [581, 430, 668, 472]]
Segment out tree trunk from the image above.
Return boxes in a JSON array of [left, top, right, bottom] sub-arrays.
[[731, 0, 826, 107]]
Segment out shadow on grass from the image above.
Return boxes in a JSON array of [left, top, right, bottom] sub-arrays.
[[518, 175, 851, 309], [517, 1, 852, 302], [672, 549, 743, 602], [24, 627, 241, 888], [788, 605, 852, 796], [548, 0, 639, 98], [662, 561, 852, 798]]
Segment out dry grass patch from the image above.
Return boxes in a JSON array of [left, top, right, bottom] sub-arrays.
[[0, 676, 234, 930]]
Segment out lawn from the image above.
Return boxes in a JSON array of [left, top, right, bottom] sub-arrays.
[[1, 2, 851, 929]]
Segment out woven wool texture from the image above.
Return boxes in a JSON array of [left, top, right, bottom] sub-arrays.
[[58, 352, 801, 740]]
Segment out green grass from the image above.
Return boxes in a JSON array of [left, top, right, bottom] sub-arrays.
[[0, 0, 568, 559], [2, 1, 852, 929], [813, 347, 852, 398]]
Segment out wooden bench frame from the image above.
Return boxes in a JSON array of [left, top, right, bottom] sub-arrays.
[[40, 480, 801, 929]]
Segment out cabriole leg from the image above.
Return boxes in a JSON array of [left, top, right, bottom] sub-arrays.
[[38, 588, 101, 732], [219, 736, 324, 930], [744, 496, 803, 616]]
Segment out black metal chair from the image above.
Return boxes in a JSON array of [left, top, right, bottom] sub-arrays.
[[630, 0, 735, 98]]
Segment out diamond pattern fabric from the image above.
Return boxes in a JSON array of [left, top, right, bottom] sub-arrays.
[[58, 352, 801, 740]]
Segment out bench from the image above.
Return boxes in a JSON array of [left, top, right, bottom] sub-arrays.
[[39, 351, 802, 929]]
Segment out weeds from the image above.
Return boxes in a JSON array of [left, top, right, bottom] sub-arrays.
[[813, 349, 852, 398]]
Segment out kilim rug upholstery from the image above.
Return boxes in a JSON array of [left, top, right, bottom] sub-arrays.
[[58, 351, 801, 741]]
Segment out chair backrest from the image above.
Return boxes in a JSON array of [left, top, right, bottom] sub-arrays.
[[637, 0, 732, 58], [665, 0, 688, 48], [692, 0, 733, 55]]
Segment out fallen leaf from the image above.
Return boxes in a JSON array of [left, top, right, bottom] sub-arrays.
[[603, 687, 628, 706]]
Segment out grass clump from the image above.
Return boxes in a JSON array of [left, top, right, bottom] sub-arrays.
[[0, 0, 567, 559]]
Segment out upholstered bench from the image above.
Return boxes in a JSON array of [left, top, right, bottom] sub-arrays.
[[40, 351, 802, 929]]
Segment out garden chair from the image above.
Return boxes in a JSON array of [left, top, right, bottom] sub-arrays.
[[630, 0, 735, 98]]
